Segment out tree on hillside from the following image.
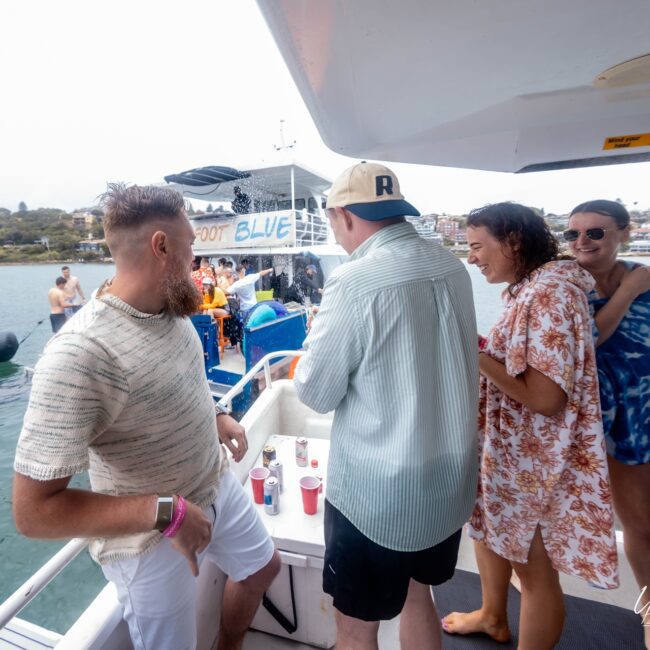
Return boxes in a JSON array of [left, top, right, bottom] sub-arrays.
[[18, 201, 28, 213], [0, 208, 10, 219], [206, 203, 214, 213]]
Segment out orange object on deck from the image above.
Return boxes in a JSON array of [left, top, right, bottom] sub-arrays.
[[215, 315, 231, 354]]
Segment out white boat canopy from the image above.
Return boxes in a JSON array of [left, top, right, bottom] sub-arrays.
[[165, 161, 331, 204], [256, 0, 650, 173]]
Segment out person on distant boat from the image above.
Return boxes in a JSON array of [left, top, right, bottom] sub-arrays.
[[226, 265, 273, 313], [287, 263, 323, 305], [231, 186, 251, 214], [218, 266, 235, 293], [191, 256, 216, 290], [12, 183, 280, 650], [239, 258, 256, 275], [566, 199, 650, 646], [48, 276, 73, 333], [442, 203, 619, 648], [61, 265, 86, 317], [293, 162, 479, 650], [201, 276, 229, 318]]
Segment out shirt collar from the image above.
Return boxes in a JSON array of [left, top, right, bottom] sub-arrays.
[[349, 222, 418, 261]]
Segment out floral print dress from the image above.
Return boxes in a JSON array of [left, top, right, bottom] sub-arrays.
[[468, 260, 619, 589]]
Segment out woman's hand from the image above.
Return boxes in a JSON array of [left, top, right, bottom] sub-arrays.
[[619, 265, 650, 299]]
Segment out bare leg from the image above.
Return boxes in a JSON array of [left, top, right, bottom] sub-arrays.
[[400, 579, 441, 650], [216, 551, 281, 650], [512, 527, 564, 650], [441, 540, 511, 642], [334, 609, 380, 650], [608, 457, 650, 648]]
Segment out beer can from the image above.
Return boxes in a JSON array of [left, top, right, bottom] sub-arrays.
[[268, 459, 284, 492], [264, 477, 280, 515], [262, 445, 276, 468], [296, 437, 308, 467]]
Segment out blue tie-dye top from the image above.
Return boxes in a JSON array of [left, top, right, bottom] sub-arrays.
[[590, 262, 650, 465]]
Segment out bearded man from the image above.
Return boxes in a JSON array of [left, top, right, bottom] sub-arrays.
[[12, 183, 280, 650]]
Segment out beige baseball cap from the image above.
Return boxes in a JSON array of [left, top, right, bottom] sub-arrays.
[[326, 161, 420, 221]]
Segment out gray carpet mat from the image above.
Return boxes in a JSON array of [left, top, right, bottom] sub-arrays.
[[433, 569, 644, 649]]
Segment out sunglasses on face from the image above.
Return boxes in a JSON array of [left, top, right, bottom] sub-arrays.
[[562, 227, 609, 242]]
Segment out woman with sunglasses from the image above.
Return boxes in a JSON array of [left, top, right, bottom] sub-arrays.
[[442, 203, 618, 648], [567, 200, 650, 646]]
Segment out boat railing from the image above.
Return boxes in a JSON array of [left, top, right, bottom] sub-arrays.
[[1, 351, 303, 632], [294, 210, 329, 247], [0, 538, 88, 630], [218, 349, 302, 411]]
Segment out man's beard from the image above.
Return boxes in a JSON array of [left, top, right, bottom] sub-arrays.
[[162, 259, 203, 318]]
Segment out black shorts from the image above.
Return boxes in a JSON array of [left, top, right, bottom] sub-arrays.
[[323, 500, 461, 621], [50, 313, 67, 333]]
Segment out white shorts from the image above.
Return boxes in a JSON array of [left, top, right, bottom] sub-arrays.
[[101, 470, 275, 650]]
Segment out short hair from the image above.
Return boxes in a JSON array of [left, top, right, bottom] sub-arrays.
[[99, 183, 185, 233], [225, 261, 233, 268], [467, 202, 558, 287], [240, 258, 249, 266], [61, 265, 70, 271], [569, 200, 630, 229], [55, 276, 66, 286], [236, 264, 247, 274]]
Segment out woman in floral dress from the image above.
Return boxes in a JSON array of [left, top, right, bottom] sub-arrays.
[[567, 199, 650, 647], [442, 203, 618, 649]]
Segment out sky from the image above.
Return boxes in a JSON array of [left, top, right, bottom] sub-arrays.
[[2, 0, 649, 216]]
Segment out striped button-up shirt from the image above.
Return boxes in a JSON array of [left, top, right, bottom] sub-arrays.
[[294, 222, 479, 551]]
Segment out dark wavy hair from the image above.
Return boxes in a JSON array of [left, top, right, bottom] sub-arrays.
[[569, 199, 630, 229], [467, 202, 559, 290]]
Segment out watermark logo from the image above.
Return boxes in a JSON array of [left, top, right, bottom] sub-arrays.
[[634, 586, 650, 626]]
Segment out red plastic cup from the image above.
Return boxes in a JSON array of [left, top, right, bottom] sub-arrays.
[[249, 467, 270, 504], [300, 476, 321, 515]]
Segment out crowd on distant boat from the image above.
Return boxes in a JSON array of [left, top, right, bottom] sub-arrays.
[[15, 167, 650, 650]]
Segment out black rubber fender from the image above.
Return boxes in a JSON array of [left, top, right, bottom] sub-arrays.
[[0, 331, 19, 362]]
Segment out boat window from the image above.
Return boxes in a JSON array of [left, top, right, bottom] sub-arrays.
[[278, 198, 305, 211], [254, 199, 277, 213], [308, 197, 318, 212]]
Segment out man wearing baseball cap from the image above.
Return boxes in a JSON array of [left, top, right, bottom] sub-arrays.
[[294, 162, 479, 649]]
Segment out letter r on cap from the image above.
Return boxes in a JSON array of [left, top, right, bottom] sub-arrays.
[[375, 175, 394, 197]]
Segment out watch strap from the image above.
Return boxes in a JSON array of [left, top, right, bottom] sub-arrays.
[[214, 401, 231, 416]]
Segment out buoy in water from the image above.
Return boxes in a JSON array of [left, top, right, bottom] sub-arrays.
[[0, 332, 19, 362]]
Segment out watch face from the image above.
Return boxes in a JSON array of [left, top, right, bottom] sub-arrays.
[[155, 497, 174, 531]]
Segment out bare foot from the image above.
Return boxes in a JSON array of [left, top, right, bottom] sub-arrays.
[[441, 609, 511, 643]]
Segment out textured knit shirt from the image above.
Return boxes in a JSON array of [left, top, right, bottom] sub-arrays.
[[14, 294, 228, 564], [294, 222, 479, 551]]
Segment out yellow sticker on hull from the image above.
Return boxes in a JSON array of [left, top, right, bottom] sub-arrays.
[[603, 133, 650, 150]]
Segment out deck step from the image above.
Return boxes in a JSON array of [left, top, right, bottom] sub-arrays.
[[0, 617, 61, 649]]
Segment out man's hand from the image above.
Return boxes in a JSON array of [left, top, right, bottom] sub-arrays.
[[170, 499, 212, 577], [217, 414, 248, 462]]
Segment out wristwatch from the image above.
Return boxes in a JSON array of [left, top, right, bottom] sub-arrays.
[[154, 496, 174, 531], [214, 401, 231, 416]]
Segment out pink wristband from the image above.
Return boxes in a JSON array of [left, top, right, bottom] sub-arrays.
[[162, 496, 187, 538]]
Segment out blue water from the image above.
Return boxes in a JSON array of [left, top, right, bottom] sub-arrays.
[[0, 264, 114, 633], [3, 258, 636, 633]]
